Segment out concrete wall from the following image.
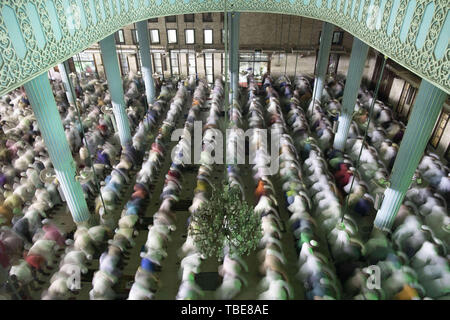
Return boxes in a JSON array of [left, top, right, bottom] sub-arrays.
[[124, 13, 350, 51], [107, 12, 352, 77]]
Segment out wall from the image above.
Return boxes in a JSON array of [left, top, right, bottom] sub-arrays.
[[82, 12, 449, 162], [107, 12, 352, 77]]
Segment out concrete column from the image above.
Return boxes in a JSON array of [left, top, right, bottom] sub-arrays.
[[99, 34, 132, 146], [312, 22, 334, 102], [333, 37, 369, 151], [24, 73, 91, 224], [374, 80, 447, 231], [229, 12, 240, 104], [136, 20, 156, 105]]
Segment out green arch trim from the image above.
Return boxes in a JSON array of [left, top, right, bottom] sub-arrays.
[[0, 0, 448, 96]]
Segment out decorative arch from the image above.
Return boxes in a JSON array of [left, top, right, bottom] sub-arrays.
[[0, 0, 448, 96]]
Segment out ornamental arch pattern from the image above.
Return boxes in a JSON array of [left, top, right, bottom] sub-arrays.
[[0, 0, 448, 96]]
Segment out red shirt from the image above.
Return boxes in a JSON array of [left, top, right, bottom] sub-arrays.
[[26, 254, 45, 270], [168, 170, 180, 179], [43, 225, 65, 247], [334, 165, 352, 188]]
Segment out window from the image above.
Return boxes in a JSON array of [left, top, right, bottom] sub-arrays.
[[131, 29, 138, 44], [328, 53, 340, 75], [314, 49, 340, 75], [203, 13, 213, 22], [135, 51, 141, 72], [238, 52, 269, 83], [396, 82, 417, 123], [118, 53, 129, 76], [204, 53, 214, 84], [221, 29, 225, 44], [149, 29, 160, 44], [185, 29, 195, 44], [115, 29, 125, 44], [167, 29, 177, 44], [188, 52, 196, 76], [73, 52, 97, 77], [165, 16, 176, 23], [152, 53, 163, 75], [148, 18, 158, 23], [430, 110, 449, 148], [128, 54, 140, 73], [332, 31, 344, 45], [220, 13, 224, 22], [318, 30, 344, 45], [170, 51, 180, 76], [184, 14, 195, 23], [204, 29, 213, 44], [406, 86, 416, 104]]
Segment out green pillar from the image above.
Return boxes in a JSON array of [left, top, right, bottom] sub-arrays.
[[333, 37, 369, 151], [99, 34, 132, 146], [374, 80, 447, 231], [136, 20, 156, 105], [24, 72, 91, 224], [229, 12, 240, 104], [312, 22, 334, 102], [58, 61, 76, 106]]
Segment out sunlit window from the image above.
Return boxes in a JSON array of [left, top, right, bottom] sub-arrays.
[[204, 29, 213, 44]]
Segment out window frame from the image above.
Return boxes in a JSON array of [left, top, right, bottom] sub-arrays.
[[238, 52, 269, 83], [115, 29, 125, 44], [131, 29, 138, 45], [148, 18, 158, 23], [332, 31, 344, 45], [118, 52, 129, 76], [430, 110, 449, 149], [204, 52, 214, 84], [167, 29, 178, 44], [318, 30, 344, 46], [170, 51, 180, 76], [187, 52, 197, 76], [185, 29, 195, 45], [152, 52, 164, 78], [203, 29, 213, 45], [72, 52, 98, 76], [165, 16, 177, 23], [135, 51, 141, 72], [202, 13, 213, 22], [149, 29, 160, 44], [184, 14, 195, 23]]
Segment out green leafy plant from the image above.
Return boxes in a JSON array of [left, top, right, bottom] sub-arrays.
[[188, 183, 262, 259]]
